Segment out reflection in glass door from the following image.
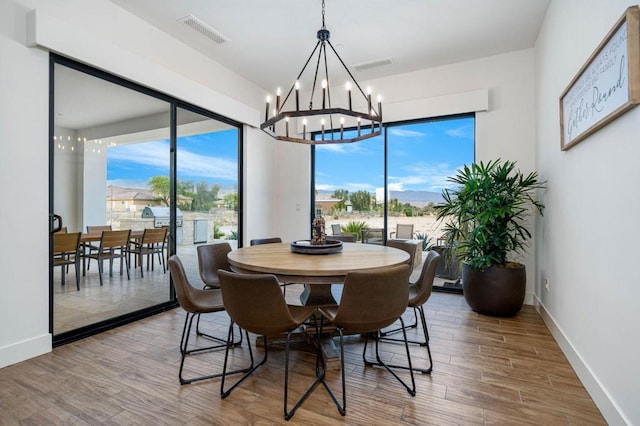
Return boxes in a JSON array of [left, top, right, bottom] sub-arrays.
[[52, 60, 174, 339], [175, 107, 240, 284]]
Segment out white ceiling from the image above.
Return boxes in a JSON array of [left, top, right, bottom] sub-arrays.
[[109, 0, 551, 91]]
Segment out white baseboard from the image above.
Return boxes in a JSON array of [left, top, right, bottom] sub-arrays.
[[0, 334, 51, 369], [533, 296, 629, 426]]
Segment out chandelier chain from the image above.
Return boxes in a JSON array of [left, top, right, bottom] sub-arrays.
[[321, 0, 326, 29]]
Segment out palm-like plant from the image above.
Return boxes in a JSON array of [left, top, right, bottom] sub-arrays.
[[434, 159, 546, 269]]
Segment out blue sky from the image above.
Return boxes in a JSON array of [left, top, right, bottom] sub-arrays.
[[107, 129, 238, 189], [107, 117, 474, 193], [315, 116, 475, 193]]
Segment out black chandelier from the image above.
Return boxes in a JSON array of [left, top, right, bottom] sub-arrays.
[[260, 0, 382, 144]]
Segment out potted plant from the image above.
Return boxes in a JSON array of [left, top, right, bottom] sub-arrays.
[[434, 159, 546, 316]]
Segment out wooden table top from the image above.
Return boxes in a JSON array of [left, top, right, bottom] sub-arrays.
[[80, 229, 144, 243], [227, 242, 409, 284]]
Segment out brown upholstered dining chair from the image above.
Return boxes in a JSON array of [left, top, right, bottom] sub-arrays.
[[83, 229, 130, 286], [318, 264, 414, 415], [218, 270, 322, 421], [168, 255, 245, 385], [380, 250, 440, 374], [128, 227, 168, 278], [197, 242, 232, 289], [249, 237, 282, 246], [53, 231, 81, 291], [386, 239, 420, 271]]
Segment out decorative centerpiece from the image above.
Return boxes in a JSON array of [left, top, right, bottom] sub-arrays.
[[291, 213, 343, 254], [311, 214, 326, 245]]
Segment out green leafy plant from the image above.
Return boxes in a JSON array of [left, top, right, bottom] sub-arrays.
[[213, 222, 225, 239], [414, 232, 433, 251], [434, 159, 546, 269], [341, 220, 368, 235]]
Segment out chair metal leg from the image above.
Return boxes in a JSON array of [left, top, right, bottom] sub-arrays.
[[221, 328, 266, 397], [195, 313, 243, 346], [74, 259, 80, 291], [376, 305, 433, 374], [179, 313, 250, 385], [97, 258, 104, 286], [317, 317, 346, 416], [363, 317, 417, 396], [380, 306, 419, 336]]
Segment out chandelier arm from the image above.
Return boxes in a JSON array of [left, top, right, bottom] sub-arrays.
[[321, 43, 335, 136], [309, 42, 325, 110], [279, 41, 323, 113], [326, 40, 379, 116]]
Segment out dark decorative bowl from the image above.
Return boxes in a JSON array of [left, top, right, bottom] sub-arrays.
[[290, 239, 343, 254]]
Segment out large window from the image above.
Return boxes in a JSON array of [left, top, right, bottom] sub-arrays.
[[313, 114, 474, 288]]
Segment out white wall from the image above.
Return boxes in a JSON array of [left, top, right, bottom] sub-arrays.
[[535, 1, 640, 424]]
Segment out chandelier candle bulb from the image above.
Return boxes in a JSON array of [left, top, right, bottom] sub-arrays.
[[303, 118, 307, 139], [285, 117, 289, 137], [367, 87, 372, 113], [276, 87, 281, 112], [357, 117, 361, 137], [321, 119, 325, 139], [346, 82, 352, 110], [295, 81, 300, 111], [265, 96, 271, 122], [378, 95, 382, 117], [340, 117, 344, 139], [322, 79, 327, 109]]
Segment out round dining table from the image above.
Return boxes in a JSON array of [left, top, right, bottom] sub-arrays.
[[227, 241, 409, 305]]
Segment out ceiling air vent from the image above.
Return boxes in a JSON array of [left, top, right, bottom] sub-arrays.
[[353, 58, 393, 71], [177, 14, 230, 44]]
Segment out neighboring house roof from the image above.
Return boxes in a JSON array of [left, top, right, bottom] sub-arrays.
[[107, 185, 156, 201]]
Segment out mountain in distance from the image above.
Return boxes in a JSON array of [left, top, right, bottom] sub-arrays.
[[390, 190, 443, 206], [317, 189, 443, 206]]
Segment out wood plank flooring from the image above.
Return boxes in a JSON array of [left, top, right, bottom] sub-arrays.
[[0, 287, 606, 425]]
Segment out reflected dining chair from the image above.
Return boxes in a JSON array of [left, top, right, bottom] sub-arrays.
[[218, 270, 322, 421], [197, 242, 232, 289], [128, 227, 168, 278], [380, 250, 440, 374], [390, 223, 415, 240], [84, 225, 113, 271], [53, 231, 81, 291], [168, 255, 245, 385], [83, 229, 131, 286], [318, 264, 414, 415]]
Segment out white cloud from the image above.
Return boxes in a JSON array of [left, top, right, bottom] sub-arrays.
[[445, 125, 473, 138], [316, 143, 365, 154], [387, 182, 404, 191], [108, 141, 237, 180], [389, 128, 426, 137], [389, 161, 463, 192]]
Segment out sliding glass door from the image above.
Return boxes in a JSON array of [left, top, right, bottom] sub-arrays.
[[50, 56, 241, 343]]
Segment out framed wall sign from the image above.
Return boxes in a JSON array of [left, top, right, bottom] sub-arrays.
[[559, 6, 640, 151]]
